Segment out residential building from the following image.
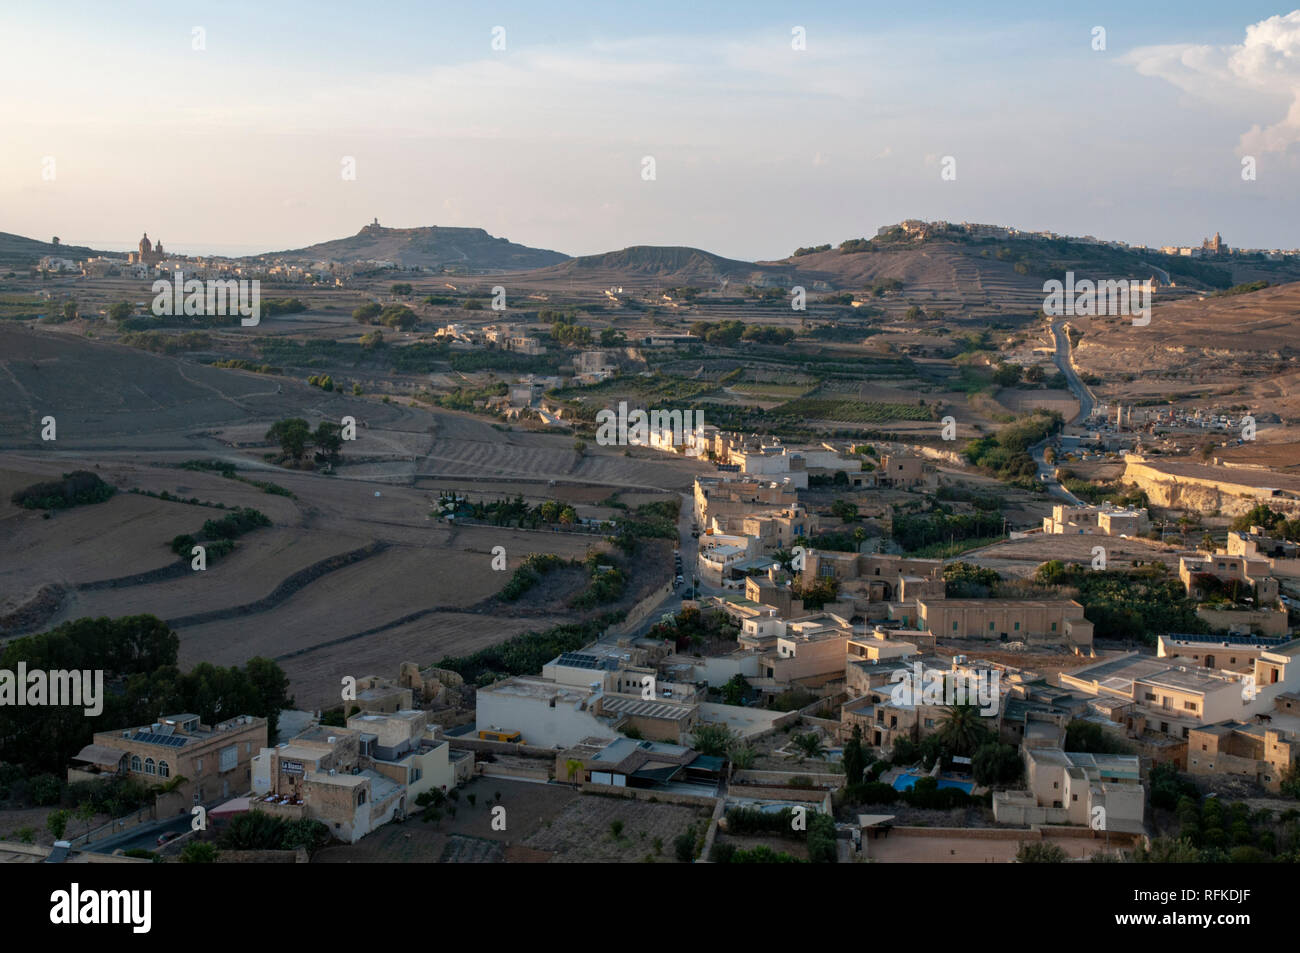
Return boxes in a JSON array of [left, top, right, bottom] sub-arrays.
[[992, 748, 1144, 830], [915, 598, 1094, 648], [70, 713, 267, 807]]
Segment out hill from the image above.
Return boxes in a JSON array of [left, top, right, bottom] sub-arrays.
[[517, 245, 786, 288], [1072, 279, 1300, 424], [0, 232, 110, 267], [256, 223, 569, 271]]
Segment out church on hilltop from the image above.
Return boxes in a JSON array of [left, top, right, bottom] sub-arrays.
[[128, 232, 165, 266]]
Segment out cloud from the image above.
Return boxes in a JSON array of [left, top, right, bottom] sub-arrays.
[[1125, 10, 1300, 153]]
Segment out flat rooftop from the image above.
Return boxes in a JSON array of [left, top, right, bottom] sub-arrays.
[[481, 677, 593, 703]]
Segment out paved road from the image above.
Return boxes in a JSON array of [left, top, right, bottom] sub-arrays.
[[1050, 319, 1094, 424], [82, 812, 193, 855]]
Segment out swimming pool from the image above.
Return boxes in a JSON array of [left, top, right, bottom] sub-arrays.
[[891, 773, 974, 793]]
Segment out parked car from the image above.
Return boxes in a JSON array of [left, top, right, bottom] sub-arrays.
[[157, 831, 181, 846]]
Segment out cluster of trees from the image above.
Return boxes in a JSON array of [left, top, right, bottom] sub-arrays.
[[352, 302, 418, 330], [218, 811, 331, 853], [892, 509, 1003, 553], [738, 286, 788, 302], [712, 806, 837, 863], [12, 471, 115, 510], [260, 298, 307, 319], [649, 606, 739, 651], [963, 410, 1062, 486], [944, 561, 1002, 598], [607, 500, 681, 553], [1138, 765, 1300, 862], [793, 574, 840, 610], [550, 320, 592, 347], [266, 418, 344, 466], [437, 619, 611, 686], [433, 381, 507, 413], [1231, 504, 1300, 542], [0, 615, 293, 776], [442, 493, 580, 528], [500, 553, 572, 602], [1035, 560, 1207, 643], [170, 506, 271, 563], [119, 330, 212, 354], [569, 554, 627, 610], [792, 244, 831, 257]]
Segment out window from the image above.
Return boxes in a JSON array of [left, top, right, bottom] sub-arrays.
[[953, 621, 959, 631], [131, 755, 142, 772], [1184, 701, 1197, 712], [1051, 622, 1057, 632], [195, 758, 203, 775], [1053, 781, 1059, 789], [1072, 794, 1078, 802], [158, 760, 169, 778], [219, 745, 237, 772], [144, 758, 156, 775], [1014, 622, 1020, 631], [924, 719, 934, 728], [357, 790, 367, 806]]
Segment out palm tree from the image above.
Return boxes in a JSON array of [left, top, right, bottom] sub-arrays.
[[565, 759, 585, 782], [792, 732, 826, 760], [935, 704, 991, 758]]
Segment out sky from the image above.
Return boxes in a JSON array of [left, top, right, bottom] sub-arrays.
[[2, 1, 1298, 260]]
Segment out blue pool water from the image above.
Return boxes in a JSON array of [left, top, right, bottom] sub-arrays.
[[891, 773, 974, 793]]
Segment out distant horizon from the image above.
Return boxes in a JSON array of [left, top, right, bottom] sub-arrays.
[[5, 2, 1298, 261], [25, 216, 1293, 265]]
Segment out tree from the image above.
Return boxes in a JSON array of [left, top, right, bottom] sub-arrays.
[[267, 418, 311, 462], [1280, 760, 1300, 800], [74, 800, 96, 838], [843, 724, 866, 787], [721, 674, 750, 706], [972, 742, 1022, 785], [992, 363, 1023, 387], [63, 300, 78, 321], [352, 302, 382, 323], [46, 810, 70, 840], [791, 732, 827, 760], [565, 759, 585, 782], [1016, 842, 1067, 863], [831, 499, 859, 523], [573, 439, 587, 456], [109, 301, 133, 322], [313, 422, 344, 463], [891, 737, 919, 765], [935, 704, 992, 757], [180, 841, 218, 863], [690, 724, 737, 757]]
